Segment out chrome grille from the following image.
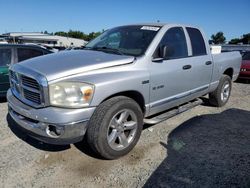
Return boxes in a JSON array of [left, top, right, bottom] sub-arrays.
[[10, 70, 43, 106], [23, 88, 41, 104], [21, 75, 40, 90]]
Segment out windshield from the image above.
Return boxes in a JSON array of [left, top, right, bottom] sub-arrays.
[[85, 25, 161, 56], [243, 52, 250, 60]]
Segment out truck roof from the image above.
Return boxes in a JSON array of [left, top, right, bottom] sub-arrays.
[[131, 23, 166, 27], [122, 23, 200, 29]]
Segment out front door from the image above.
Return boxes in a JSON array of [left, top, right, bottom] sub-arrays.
[[149, 27, 193, 115]]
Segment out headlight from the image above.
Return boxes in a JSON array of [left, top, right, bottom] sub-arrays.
[[49, 82, 94, 108]]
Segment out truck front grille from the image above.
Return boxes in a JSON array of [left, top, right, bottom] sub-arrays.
[[23, 88, 41, 104], [21, 75, 40, 90], [10, 70, 43, 107]]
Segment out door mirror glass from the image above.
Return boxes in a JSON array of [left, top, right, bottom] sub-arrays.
[[159, 45, 175, 59], [152, 45, 175, 62]]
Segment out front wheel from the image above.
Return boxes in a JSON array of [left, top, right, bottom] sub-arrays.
[[209, 75, 232, 107], [86, 96, 143, 159]]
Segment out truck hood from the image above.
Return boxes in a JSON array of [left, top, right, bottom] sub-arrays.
[[17, 50, 135, 81]]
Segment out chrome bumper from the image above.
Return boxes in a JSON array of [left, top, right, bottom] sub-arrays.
[[7, 89, 96, 145]]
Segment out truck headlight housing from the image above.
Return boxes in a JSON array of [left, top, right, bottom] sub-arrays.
[[49, 82, 94, 108]]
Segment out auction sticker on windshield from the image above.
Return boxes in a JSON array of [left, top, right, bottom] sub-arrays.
[[141, 26, 160, 31]]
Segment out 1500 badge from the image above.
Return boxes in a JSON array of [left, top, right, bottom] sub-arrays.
[[152, 85, 164, 90]]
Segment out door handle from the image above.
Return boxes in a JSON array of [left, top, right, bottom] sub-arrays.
[[205, 61, 212, 65], [183, 65, 192, 70]]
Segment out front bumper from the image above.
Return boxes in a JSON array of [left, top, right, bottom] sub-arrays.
[[7, 89, 96, 145]]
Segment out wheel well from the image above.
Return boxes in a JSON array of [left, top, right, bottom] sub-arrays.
[[223, 68, 233, 78], [102, 91, 145, 114]]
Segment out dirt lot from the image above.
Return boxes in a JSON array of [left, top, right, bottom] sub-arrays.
[[0, 81, 250, 188]]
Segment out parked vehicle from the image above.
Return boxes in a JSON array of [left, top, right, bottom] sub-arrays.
[[7, 23, 241, 159], [24, 43, 59, 53], [52, 46, 66, 51], [65, 46, 85, 50], [239, 51, 250, 79], [0, 44, 52, 96]]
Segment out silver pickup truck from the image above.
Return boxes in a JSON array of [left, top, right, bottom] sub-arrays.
[[7, 23, 241, 159]]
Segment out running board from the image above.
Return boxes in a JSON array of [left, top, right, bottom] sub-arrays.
[[144, 98, 203, 124]]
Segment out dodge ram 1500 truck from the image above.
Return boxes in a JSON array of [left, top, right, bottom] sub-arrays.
[[7, 23, 241, 159]]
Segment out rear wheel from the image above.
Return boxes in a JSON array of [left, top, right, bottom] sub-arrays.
[[86, 96, 143, 159], [209, 75, 232, 107]]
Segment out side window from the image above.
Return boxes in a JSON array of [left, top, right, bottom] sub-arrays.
[[17, 48, 43, 62], [0, 48, 11, 66], [186, 27, 207, 56], [156, 27, 188, 59]]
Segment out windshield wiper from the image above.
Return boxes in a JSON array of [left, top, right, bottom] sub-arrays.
[[87, 46, 124, 55]]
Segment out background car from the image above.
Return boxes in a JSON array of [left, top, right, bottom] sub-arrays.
[[24, 43, 59, 53], [0, 44, 52, 97], [239, 51, 250, 80], [65, 46, 85, 50]]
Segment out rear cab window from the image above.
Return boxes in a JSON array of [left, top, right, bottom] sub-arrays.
[[0, 48, 12, 66], [186, 27, 207, 56], [17, 48, 44, 62]]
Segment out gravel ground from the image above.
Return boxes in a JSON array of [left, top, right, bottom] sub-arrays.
[[0, 81, 250, 188]]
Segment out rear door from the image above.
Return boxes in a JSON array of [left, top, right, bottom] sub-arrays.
[[0, 47, 13, 95], [185, 27, 213, 95]]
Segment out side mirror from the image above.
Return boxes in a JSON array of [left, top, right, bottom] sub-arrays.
[[152, 45, 174, 63], [160, 45, 174, 59]]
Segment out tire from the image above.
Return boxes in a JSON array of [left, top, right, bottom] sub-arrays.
[[209, 75, 232, 107], [86, 96, 143, 159]]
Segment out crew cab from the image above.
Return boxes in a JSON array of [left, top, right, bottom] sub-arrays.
[[0, 44, 52, 97], [7, 24, 241, 159]]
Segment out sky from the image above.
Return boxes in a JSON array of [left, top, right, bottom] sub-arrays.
[[0, 0, 249, 41]]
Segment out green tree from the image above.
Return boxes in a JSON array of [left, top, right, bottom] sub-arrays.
[[228, 33, 250, 44], [87, 31, 102, 41], [211, 32, 226, 44], [228, 38, 241, 44], [54, 31, 68, 37], [54, 30, 103, 41], [242, 33, 250, 44], [68, 30, 87, 40]]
